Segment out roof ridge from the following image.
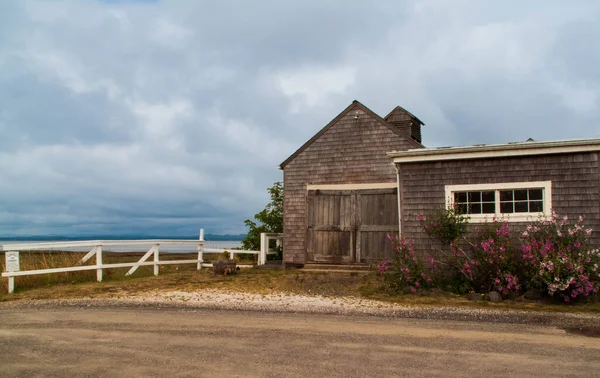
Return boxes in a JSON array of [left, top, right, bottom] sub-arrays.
[[279, 100, 424, 169]]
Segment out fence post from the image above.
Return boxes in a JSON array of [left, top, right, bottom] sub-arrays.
[[8, 277, 14, 294], [154, 243, 160, 276], [259, 233, 267, 265], [197, 229, 204, 270], [96, 245, 103, 282]]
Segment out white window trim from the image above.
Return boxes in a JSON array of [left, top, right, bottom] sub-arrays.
[[445, 181, 552, 223]]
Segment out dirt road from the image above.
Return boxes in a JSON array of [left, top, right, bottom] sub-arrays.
[[1, 306, 599, 377]]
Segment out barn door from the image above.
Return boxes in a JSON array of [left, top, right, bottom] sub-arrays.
[[307, 189, 398, 264], [307, 190, 354, 263], [356, 189, 399, 263]]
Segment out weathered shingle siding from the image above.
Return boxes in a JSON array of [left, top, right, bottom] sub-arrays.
[[398, 152, 600, 259], [283, 108, 416, 264]]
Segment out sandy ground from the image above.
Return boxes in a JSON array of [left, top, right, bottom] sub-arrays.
[[4, 289, 599, 327], [0, 304, 599, 378]]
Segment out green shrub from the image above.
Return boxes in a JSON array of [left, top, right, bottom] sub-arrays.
[[418, 207, 469, 245]]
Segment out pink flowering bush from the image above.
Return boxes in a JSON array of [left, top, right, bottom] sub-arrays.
[[450, 221, 520, 294], [520, 213, 600, 302], [379, 235, 434, 294], [379, 208, 599, 303]]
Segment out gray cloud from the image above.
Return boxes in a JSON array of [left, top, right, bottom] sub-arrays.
[[1, 0, 599, 236]]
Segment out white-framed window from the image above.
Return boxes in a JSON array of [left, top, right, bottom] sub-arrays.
[[445, 181, 552, 223]]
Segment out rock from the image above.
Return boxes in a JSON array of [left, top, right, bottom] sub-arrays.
[[401, 286, 415, 295], [487, 291, 502, 302], [467, 292, 484, 301], [524, 289, 543, 301], [430, 288, 446, 297], [515, 295, 528, 302], [213, 260, 237, 275]]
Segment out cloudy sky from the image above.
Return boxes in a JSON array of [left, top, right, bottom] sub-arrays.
[[1, 0, 599, 236]]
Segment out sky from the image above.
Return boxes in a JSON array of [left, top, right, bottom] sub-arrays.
[[1, 0, 599, 236]]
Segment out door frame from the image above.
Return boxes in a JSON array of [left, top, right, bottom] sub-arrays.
[[306, 183, 399, 263]]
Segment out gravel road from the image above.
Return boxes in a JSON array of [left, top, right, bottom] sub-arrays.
[[1, 304, 599, 377], [1, 292, 600, 377]]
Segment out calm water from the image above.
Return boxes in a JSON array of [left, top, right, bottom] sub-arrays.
[[0, 240, 243, 253]]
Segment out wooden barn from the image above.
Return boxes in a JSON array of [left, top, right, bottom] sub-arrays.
[[280, 100, 600, 267], [279, 100, 424, 265]]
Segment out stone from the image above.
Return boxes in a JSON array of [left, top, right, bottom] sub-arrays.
[[487, 291, 502, 302], [524, 289, 543, 301], [401, 286, 416, 295], [213, 260, 237, 275], [467, 292, 484, 301]]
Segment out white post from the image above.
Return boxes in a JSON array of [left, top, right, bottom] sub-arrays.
[[197, 230, 204, 270], [96, 245, 103, 282], [230, 251, 235, 260], [154, 244, 160, 276], [8, 277, 14, 294], [259, 233, 267, 265]]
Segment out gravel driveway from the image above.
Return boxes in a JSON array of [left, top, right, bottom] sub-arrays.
[[1, 301, 599, 377]]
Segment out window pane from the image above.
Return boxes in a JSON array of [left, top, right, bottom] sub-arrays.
[[482, 202, 495, 214], [514, 190, 528, 201], [469, 203, 482, 214], [455, 192, 467, 203], [500, 202, 514, 213], [469, 191, 481, 202], [529, 189, 543, 200], [456, 203, 468, 214], [482, 191, 495, 202], [530, 201, 543, 212], [500, 191, 513, 201], [515, 201, 528, 213]]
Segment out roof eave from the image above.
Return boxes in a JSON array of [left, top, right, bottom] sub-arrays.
[[388, 138, 600, 163]]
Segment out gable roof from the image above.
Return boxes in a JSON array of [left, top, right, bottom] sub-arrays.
[[384, 106, 425, 125], [279, 100, 424, 169]]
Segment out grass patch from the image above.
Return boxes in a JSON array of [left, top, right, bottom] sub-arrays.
[[1, 259, 600, 314]]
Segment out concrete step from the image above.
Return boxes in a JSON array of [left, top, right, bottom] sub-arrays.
[[302, 263, 371, 271], [301, 269, 371, 274]]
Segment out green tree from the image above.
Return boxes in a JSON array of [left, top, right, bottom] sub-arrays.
[[242, 181, 283, 251]]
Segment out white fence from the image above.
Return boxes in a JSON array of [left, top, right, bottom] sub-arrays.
[[1, 231, 283, 293]]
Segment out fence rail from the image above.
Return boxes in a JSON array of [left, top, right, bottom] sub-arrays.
[[1, 230, 282, 293]]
